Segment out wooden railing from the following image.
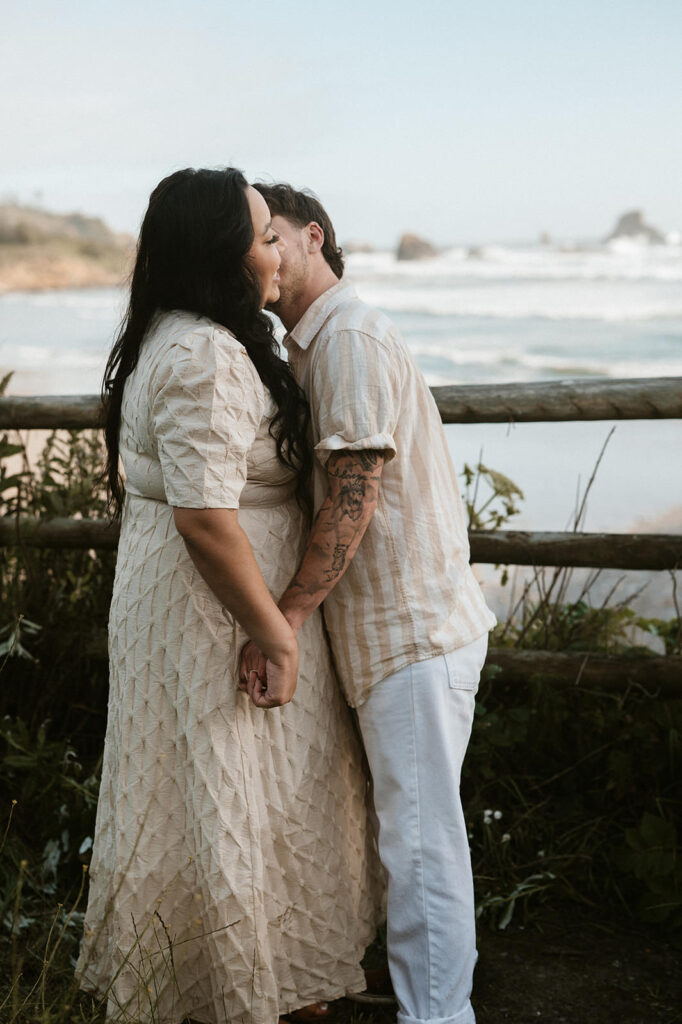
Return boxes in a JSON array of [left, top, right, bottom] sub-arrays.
[[1, 377, 681, 429], [2, 376, 681, 691]]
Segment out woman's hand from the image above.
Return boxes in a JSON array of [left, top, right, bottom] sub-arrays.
[[243, 639, 299, 709], [239, 640, 267, 693]]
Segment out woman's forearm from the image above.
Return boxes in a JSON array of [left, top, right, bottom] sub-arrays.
[[173, 507, 296, 662]]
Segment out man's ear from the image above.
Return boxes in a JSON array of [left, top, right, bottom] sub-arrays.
[[306, 221, 325, 253]]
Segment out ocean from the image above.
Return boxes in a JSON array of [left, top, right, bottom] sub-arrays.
[[1, 239, 681, 542]]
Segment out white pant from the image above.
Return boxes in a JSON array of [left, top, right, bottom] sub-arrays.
[[356, 633, 488, 1024]]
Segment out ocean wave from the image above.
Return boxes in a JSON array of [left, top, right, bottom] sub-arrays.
[[354, 283, 682, 321], [407, 344, 509, 365], [346, 243, 682, 284], [513, 352, 682, 379], [0, 287, 124, 308], [0, 344, 106, 369], [406, 342, 682, 382]]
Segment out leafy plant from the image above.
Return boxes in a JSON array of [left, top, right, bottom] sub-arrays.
[[461, 461, 525, 532], [459, 432, 681, 929]]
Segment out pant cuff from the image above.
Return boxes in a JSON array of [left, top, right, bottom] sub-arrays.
[[397, 1000, 476, 1024]]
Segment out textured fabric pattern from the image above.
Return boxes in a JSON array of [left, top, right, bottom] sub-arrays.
[[76, 311, 384, 1023], [285, 282, 497, 707]]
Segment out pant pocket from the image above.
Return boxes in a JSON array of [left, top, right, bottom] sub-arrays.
[[445, 632, 489, 691]]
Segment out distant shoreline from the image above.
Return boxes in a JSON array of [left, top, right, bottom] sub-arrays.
[[0, 203, 133, 294], [0, 254, 128, 294]]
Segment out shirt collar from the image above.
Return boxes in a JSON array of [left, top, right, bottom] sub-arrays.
[[284, 279, 358, 353]]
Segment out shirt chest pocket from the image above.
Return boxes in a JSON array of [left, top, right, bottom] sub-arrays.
[[444, 633, 489, 691]]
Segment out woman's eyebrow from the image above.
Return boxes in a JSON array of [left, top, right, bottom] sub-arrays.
[[262, 219, 272, 235]]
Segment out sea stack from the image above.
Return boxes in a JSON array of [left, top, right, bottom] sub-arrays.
[[396, 232, 437, 261], [605, 210, 666, 244]]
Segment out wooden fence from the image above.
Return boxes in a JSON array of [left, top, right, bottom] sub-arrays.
[[2, 376, 681, 692]]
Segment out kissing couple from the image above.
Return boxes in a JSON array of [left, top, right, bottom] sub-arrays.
[[76, 167, 495, 1024]]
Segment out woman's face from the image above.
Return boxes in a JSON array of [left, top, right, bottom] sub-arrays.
[[245, 186, 285, 307]]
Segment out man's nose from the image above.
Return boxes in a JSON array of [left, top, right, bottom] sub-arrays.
[[276, 236, 287, 254]]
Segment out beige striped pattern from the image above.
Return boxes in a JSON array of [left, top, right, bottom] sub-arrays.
[[285, 281, 496, 707]]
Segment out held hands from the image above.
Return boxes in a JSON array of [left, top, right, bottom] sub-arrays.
[[238, 638, 299, 709]]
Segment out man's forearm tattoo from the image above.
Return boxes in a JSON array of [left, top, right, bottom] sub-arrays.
[[324, 543, 349, 581], [283, 449, 386, 607], [328, 450, 383, 480], [357, 450, 382, 471], [328, 449, 384, 523], [339, 479, 365, 521]]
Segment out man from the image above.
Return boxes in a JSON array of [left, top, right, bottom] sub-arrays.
[[241, 183, 496, 1024]]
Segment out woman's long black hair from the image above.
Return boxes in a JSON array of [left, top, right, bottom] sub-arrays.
[[103, 167, 312, 517]]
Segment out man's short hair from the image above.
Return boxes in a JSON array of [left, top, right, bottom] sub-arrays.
[[253, 182, 344, 278]]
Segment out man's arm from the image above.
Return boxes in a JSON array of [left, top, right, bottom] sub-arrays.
[[278, 447, 385, 632], [238, 447, 385, 688]]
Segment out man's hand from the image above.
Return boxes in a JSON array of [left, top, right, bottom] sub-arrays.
[[238, 638, 299, 709]]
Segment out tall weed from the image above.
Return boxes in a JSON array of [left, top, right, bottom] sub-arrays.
[[461, 447, 681, 930]]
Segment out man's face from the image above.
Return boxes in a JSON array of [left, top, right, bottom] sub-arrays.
[[267, 215, 311, 316]]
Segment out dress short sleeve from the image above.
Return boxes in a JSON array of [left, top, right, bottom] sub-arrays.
[[311, 330, 399, 466], [152, 325, 265, 508]]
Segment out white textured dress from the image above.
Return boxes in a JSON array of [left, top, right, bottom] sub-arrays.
[[76, 311, 383, 1024]]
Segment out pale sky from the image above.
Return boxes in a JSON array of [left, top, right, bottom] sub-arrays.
[[1, 0, 681, 246]]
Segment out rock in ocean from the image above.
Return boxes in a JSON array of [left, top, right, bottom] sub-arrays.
[[396, 232, 438, 260], [605, 210, 666, 244]]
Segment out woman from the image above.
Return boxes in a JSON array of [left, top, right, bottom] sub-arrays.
[[76, 168, 383, 1024]]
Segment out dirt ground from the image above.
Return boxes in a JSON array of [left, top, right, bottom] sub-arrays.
[[330, 902, 682, 1024]]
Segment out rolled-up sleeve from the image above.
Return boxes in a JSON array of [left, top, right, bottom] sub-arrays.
[[311, 330, 399, 466], [152, 328, 264, 508]]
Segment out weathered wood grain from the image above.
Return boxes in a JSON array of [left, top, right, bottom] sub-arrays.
[[1, 377, 680, 428], [433, 376, 682, 423], [469, 530, 682, 570]]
